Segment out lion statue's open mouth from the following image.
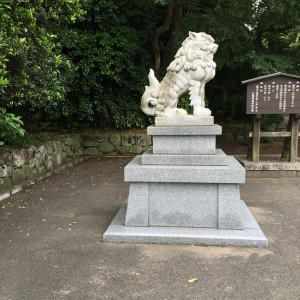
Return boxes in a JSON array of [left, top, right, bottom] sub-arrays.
[[141, 32, 218, 117]]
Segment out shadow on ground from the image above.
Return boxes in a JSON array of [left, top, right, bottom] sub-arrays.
[[0, 157, 299, 299]]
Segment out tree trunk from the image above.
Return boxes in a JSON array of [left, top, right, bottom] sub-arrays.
[[152, 3, 174, 70], [160, 0, 183, 70]]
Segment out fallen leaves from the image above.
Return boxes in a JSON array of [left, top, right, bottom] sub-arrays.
[[188, 278, 198, 283]]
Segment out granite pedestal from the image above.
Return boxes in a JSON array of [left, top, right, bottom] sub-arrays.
[[103, 119, 268, 247]]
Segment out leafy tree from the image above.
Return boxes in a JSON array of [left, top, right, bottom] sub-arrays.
[[0, 108, 25, 145], [0, 0, 86, 122], [152, 0, 300, 120], [65, 0, 157, 128]]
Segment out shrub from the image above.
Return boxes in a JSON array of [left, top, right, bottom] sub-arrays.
[[0, 108, 25, 145]]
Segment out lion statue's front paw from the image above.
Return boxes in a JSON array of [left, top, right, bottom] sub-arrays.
[[193, 107, 211, 117]]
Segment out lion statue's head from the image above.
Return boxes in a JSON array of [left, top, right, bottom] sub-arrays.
[[167, 32, 218, 76]]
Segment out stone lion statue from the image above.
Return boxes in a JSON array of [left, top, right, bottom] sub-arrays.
[[141, 32, 218, 117]]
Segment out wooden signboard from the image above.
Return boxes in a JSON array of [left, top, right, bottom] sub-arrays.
[[242, 73, 300, 115], [242, 73, 300, 162]]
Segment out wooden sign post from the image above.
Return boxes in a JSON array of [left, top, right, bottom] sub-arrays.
[[242, 73, 300, 162]]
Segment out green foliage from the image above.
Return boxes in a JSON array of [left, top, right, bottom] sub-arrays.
[[9, 132, 61, 148], [65, 0, 157, 129], [260, 114, 285, 143], [177, 94, 209, 115], [1, 0, 299, 130], [154, 0, 300, 118], [177, 94, 193, 115], [0, 108, 25, 145], [0, 0, 86, 120], [224, 95, 247, 121]]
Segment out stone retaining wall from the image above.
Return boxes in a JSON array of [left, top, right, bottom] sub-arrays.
[[0, 136, 82, 193], [81, 133, 152, 156], [0, 133, 152, 194]]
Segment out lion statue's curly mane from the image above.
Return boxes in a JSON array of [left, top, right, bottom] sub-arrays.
[[141, 32, 218, 117]]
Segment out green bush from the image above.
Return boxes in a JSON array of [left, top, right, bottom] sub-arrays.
[[0, 108, 25, 145], [65, 0, 157, 129], [225, 95, 247, 121], [261, 114, 284, 143], [0, 0, 86, 121]]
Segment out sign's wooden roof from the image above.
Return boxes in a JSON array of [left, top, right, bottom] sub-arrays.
[[242, 72, 300, 84]]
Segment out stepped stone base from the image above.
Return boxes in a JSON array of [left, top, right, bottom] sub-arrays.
[[103, 121, 268, 247], [103, 201, 268, 247]]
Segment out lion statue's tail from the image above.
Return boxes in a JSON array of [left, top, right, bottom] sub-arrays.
[[141, 69, 160, 116]]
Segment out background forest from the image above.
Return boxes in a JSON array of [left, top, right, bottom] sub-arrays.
[[0, 0, 300, 145]]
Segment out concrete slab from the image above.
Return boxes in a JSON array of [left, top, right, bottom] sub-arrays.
[[155, 116, 214, 126], [236, 155, 300, 171], [103, 201, 268, 247], [124, 155, 245, 183], [236, 155, 300, 178], [148, 125, 222, 136], [141, 148, 228, 166]]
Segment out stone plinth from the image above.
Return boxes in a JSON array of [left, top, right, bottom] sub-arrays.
[[103, 121, 268, 247], [148, 125, 221, 155]]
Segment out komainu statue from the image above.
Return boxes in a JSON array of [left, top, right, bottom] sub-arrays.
[[141, 32, 218, 117]]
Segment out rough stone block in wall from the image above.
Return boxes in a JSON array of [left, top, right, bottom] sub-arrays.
[[53, 141, 62, 153], [115, 145, 129, 155], [98, 142, 114, 153], [109, 134, 121, 146], [76, 149, 83, 156], [45, 142, 54, 155], [105, 151, 117, 156], [82, 140, 99, 147], [51, 153, 62, 167], [60, 141, 66, 151], [0, 166, 13, 177], [65, 136, 81, 147], [135, 134, 152, 147], [20, 164, 32, 179], [61, 152, 67, 162], [121, 134, 136, 146], [12, 169, 26, 185], [12, 149, 31, 167], [45, 159, 53, 170], [83, 147, 101, 156], [96, 135, 109, 143], [0, 177, 13, 192], [0, 153, 13, 165], [130, 145, 143, 154], [0, 166, 6, 177]]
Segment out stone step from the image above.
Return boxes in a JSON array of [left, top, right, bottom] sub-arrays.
[[141, 148, 228, 166], [155, 116, 214, 126], [124, 155, 245, 184]]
